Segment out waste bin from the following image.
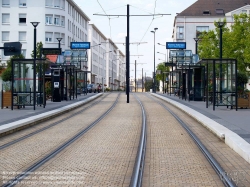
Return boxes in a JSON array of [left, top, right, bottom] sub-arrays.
[[37, 93, 43, 105]]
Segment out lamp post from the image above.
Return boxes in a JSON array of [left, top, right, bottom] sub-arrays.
[[217, 21, 225, 102], [30, 22, 39, 110], [151, 27, 158, 93], [158, 43, 168, 62], [157, 52, 166, 62], [56, 37, 62, 49], [193, 38, 200, 54]]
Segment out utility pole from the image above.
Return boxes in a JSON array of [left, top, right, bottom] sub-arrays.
[[94, 5, 170, 103]]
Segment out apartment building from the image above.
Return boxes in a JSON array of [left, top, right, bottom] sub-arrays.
[[172, 0, 250, 54], [0, 0, 90, 65], [0, 0, 126, 90]]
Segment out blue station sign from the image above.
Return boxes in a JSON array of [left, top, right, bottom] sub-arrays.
[[70, 42, 90, 49], [166, 42, 186, 49]]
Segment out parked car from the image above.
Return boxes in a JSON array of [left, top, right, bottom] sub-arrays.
[[87, 84, 97, 93]]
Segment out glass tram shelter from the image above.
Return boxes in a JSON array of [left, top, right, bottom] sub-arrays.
[[197, 59, 237, 111], [167, 49, 204, 101], [11, 58, 50, 110]]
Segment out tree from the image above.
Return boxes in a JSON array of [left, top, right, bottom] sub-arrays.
[[0, 54, 25, 82], [156, 62, 170, 92], [198, 14, 250, 72], [31, 41, 43, 59]]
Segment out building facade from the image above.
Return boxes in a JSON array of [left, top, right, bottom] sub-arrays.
[[0, 0, 126, 90]]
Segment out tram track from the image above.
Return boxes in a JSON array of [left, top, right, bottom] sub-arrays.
[[147, 94, 236, 187], [1, 93, 120, 187], [0, 94, 110, 150]]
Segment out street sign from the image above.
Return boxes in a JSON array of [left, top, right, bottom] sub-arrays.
[[70, 42, 90, 49], [42, 48, 62, 55], [166, 42, 186, 49], [2, 42, 22, 56]]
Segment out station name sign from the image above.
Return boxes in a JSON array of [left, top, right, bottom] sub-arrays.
[[70, 42, 90, 49], [42, 48, 62, 55], [166, 42, 186, 49]]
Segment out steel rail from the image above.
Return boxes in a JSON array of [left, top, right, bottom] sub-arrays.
[[2, 93, 120, 187], [0, 94, 110, 150], [129, 94, 147, 187], [150, 94, 236, 187]]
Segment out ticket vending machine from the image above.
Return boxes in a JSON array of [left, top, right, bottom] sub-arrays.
[[52, 69, 61, 102]]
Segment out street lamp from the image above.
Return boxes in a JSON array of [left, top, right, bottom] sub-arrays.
[[193, 38, 200, 54], [56, 37, 62, 48], [30, 22, 39, 110], [157, 52, 166, 62], [91, 43, 101, 48], [217, 21, 225, 102], [151, 27, 158, 93], [158, 43, 168, 62]]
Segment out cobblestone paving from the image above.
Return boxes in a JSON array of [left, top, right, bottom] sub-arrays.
[[0, 94, 116, 186], [153, 95, 250, 187], [15, 94, 141, 187], [140, 94, 223, 186], [0, 96, 104, 147]]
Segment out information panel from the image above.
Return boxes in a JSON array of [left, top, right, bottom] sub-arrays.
[[42, 48, 62, 55], [166, 42, 186, 49], [70, 42, 90, 49]]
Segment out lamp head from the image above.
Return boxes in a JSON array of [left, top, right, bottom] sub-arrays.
[[154, 28, 158, 31], [30, 22, 40, 28], [56, 38, 63, 42], [217, 21, 225, 27], [151, 31, 154, 33], [193, 38, 200, 42]]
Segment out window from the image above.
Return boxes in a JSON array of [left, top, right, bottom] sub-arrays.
[[21, 49, 26, 57], [216, 9, 224, 15], [54, 15, 60, 25], [45, 32, 53, 42], [19, 14, 26, 23], [61, 33, 65, 43], [2, 0, 10, 6], [54, 32, 60, 42], [203, 10, 210, 15], [196, 26, 209, 37], [242, 10, 247, 14], [19, 0, 26, 7], [45, 15, 53, 25], [54, 0, 60, 8], [45, 0, 52, 7], [61, 0, 65, 9], [2, 31, 9, 41], [61, 16, 65, 26], [2, 14, 10, 24], [176, 26, 184, 39], [19, 31, 26, 41]]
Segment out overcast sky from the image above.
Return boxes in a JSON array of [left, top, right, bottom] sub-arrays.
[[74, 0, 197, 78]]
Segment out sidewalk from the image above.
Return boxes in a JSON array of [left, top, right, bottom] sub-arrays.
[[0, 93, 100, 126], [156, 93, 250, 144]]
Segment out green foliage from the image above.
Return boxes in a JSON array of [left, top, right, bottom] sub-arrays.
[[144, 80, 153, 92], [237, 71, 248, 85], [45, 81, 52, 97], [31, 41, 43, 58], [198, 15, 250, 72], [155, 62, 170, 82], [0, 54, 25, 82]]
